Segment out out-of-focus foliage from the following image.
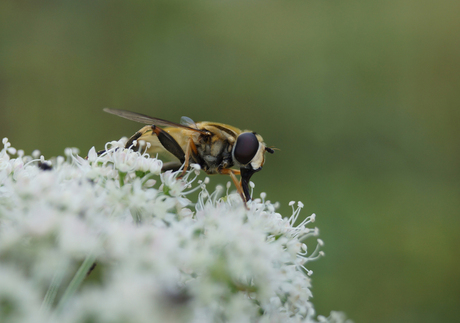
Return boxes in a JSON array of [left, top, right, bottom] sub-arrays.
[[0, 1, 458, 322]]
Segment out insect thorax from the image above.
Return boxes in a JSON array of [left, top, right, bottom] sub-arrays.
[[196, 135, 233, 174]]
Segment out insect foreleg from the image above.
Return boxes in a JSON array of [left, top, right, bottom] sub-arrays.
[[219, 168, 248, 208]]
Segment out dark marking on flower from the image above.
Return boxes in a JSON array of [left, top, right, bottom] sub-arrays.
[[162, 287, 192, 306], [38, 162, 52, 171]]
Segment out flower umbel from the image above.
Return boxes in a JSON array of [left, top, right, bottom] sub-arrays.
[[0, 138, 349, 323]]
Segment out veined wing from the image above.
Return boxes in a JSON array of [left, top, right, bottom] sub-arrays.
[[104, 108, 208, 134]]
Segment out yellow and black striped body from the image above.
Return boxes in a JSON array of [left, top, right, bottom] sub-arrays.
[[104, 108, 274, 202], [127, 122, 251, 174]]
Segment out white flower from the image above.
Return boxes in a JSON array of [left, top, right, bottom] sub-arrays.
[[0, 267, 46, 323], [0, 139, 349, 323], [112, 148, 138, 173], [134, 155, 163, 174], [86, 146, 98, 162], [161, 170, 188, 196]]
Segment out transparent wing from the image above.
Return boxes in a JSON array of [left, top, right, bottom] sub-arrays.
[[104, 108, 207, 134], [180, 116, 198, 128]]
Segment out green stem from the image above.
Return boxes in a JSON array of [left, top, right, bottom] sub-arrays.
[[41, 263, 67, 313], [119, 171, 126, 187], [55, 254, 96, 313]]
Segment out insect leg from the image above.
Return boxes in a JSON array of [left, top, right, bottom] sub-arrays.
[[125, 131, 144, 151], [239, 167, 258, 204], [219, 168, 248, 207], [151, 125, 186, 163], [180, 138, 200, 176], [161, 161, 183, 172]]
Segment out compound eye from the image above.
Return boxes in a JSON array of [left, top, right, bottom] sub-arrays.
[[234, 132, 259, 165]]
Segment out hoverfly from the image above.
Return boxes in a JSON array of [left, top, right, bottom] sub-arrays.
[[103, 108, 274, 203]]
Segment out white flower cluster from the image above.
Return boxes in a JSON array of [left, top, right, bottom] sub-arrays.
[[0, 138, 349, 323]]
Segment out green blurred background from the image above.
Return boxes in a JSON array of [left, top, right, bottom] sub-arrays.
[[1, 1, 459, 322]]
